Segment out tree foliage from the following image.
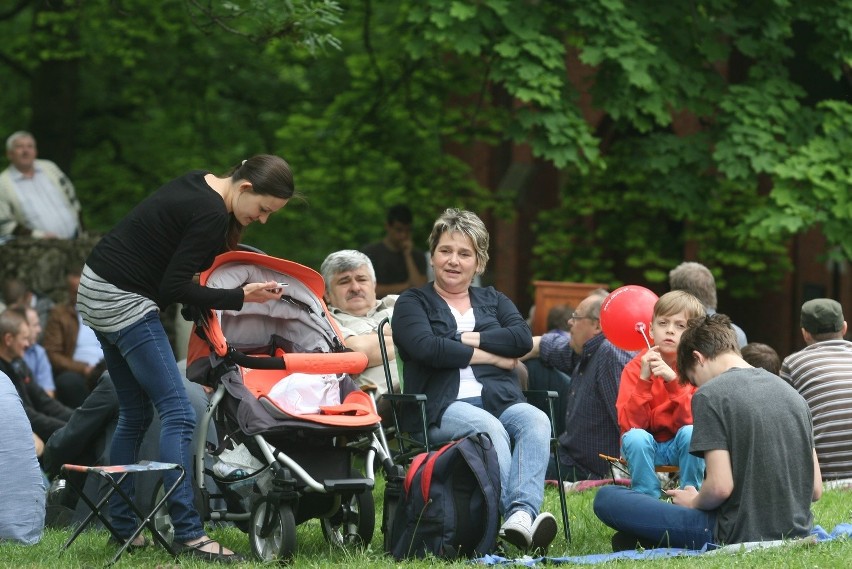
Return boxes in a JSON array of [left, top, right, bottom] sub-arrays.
[[0, 0, 849, 297]]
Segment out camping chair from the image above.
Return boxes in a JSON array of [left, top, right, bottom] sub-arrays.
[[598, 453, 680, 491], [377, 317, 571, 543]]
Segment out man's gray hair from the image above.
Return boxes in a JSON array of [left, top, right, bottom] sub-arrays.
[[320, 250, 376, 293], [6, 131, 34, 151], [668, 262, 717, 310]]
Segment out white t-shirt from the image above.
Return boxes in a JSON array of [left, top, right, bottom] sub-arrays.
[[72, 313, 104, 366], [451, 306, 481, 399]]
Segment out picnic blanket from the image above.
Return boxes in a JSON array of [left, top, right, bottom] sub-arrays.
[[477, 523, 852, 566]]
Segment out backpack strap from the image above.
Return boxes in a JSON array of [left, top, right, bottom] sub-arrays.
[[456, 433, 502, 554], [404, 452, 430, 495], [419, 439, 459, 500]]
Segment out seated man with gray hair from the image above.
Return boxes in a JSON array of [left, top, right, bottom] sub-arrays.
[[320, 250, 400, 418]]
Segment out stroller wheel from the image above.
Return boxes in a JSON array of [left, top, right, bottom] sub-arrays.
[[320, 479, 375, 548], [150, 480, 175, 546], [249, 497, 296, 562]]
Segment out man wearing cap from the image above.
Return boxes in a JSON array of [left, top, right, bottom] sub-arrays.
[[780, 298, 852, 481]]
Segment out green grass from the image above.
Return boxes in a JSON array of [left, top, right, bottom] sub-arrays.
[[2, 482, 850, 568]]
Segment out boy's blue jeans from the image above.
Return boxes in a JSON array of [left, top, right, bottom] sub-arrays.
[[621, 426, 705, 497]]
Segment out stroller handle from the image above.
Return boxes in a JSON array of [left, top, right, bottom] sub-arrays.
[[227, 348, 369, 374]]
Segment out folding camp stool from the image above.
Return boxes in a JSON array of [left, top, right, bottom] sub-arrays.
[[598, 453, 680, 491], [59, 460, 184, 566]]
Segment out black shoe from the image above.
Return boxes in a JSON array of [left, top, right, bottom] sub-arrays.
[[45, 505, 74, 529], [611, 531, 658, 552]]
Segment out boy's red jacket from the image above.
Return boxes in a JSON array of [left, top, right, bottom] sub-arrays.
[[616, 349, 696, 442]]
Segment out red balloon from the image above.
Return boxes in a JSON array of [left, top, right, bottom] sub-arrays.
[[600, 285, 659, 351]]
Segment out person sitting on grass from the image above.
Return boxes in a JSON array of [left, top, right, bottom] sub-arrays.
[[594, 314, 822, 551], [615, 290, 706, 498]]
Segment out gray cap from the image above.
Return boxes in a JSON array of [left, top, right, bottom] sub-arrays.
[[801, 298, 844, 334]]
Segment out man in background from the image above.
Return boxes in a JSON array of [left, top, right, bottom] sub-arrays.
[[526, 289, 634, 480], [781, 298, 852, 481], [0, 131, 82, 239], [668, 262, 747, 347], [43, 267, 104, 408], [360, 204, 427, 296]]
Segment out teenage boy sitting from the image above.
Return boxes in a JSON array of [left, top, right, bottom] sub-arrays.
[[616, 290, 706, 497], [594, 314, 822, 550]]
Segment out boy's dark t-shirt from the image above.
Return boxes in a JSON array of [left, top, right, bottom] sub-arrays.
[[690, 367, 815, 544]]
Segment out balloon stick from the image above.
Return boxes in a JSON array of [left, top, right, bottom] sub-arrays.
[[635, 322, 652, 350]]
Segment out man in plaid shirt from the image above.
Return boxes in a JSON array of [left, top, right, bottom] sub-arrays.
[[528, 289, 634, 481]]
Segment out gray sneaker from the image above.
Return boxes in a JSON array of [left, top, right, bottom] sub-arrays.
[[499, 510, 532, 550], [530, 512, 558, 552]]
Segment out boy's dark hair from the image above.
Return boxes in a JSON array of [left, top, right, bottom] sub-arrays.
[[387, 204, 413, 225], [677, 313, 738, 385], [740, 342, 781, 376]]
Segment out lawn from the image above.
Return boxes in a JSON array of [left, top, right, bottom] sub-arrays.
[[2, 479, 850, 568]]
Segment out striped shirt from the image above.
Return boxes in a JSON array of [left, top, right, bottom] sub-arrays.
[[77, 265, 157, 333], [780, 339, 852, 479]]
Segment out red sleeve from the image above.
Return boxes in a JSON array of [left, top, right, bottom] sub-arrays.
[[616, 351, 654, 435]]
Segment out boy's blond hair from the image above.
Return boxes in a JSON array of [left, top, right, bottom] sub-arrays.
[[653, 290, 706, 321]]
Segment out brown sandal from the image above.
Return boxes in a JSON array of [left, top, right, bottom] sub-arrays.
[[177, 539, 246, 563]]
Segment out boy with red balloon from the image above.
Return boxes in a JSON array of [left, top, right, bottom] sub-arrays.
[[599, 287, 706, 497]]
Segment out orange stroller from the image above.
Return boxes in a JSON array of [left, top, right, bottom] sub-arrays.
[[154, 250, 402, 562]]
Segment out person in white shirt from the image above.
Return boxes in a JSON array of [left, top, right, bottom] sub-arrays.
[[0, 131, 82, 239]]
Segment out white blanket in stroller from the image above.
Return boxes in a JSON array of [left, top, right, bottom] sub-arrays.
[[266, 372, 342, 415]]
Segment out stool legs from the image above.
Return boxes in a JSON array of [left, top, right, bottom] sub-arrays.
[[59, 462, 185, 566]]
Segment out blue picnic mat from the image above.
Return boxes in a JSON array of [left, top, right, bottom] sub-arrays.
[[476, 523, 852, 565]]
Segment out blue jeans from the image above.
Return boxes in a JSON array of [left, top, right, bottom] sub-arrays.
[[427, 398, 551, 519], [621, 426, 705, 497], [95, 311, 204, 542], [593, 485, 716, 548]]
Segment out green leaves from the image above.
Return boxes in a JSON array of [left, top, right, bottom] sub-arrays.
[[1, 0, 849, 294]]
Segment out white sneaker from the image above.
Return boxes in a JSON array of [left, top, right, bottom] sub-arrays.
[[499, 510, 532, 549], [530, 512, 557, 551]]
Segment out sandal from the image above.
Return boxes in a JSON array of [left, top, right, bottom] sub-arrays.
[[107, 534, 153, 553], [177, 538, 246, 563]]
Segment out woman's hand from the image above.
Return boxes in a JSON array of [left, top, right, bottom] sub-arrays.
[[495, 356, 519, 371], [243, 281, 285, 303], [471, 348, 518, 370]]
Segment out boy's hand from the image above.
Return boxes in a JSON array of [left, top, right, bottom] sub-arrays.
[[641, 347, 677, 382], [666, 485, 699, 508]]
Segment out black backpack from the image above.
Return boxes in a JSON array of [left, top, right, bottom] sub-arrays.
[[389, 433, 501, 560]]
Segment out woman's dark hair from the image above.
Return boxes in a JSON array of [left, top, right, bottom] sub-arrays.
[[224, 154, 296, 250], [676, 313, 739, 385]]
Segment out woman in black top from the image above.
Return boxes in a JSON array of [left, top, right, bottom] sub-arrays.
[[77, 155, 294, 562]]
